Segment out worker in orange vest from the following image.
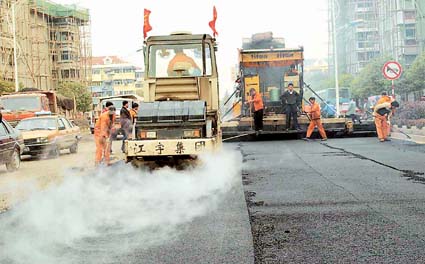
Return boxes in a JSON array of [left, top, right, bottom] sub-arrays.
[[303, 97, 327, 141], [94, 106, 116, 166], [375, 91, 393, 137], [245, 88, 264, 133], [373, 101, 399, 142], [376, 91, 392, 105]]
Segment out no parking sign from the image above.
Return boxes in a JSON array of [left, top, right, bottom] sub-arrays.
[[382, 61, 402, 80]]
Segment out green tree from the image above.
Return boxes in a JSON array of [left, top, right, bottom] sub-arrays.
[[0, 78, 14, 95], [400, 52, 425, 93], [351, 57, 392, 98], [57, 82, 92, 112]]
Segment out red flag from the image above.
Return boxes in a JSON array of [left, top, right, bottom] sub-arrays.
[[143, 9, 152, 39], [208, 6, 218, 37]]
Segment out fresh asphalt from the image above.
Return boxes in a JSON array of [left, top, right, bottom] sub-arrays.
[[240, 137, 425, 263]]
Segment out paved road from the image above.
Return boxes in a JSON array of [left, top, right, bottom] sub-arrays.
[[240, 137, 425, 263], [0, 135, 254, 264]]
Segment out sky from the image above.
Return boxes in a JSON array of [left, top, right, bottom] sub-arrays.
[[56, 0, 329, 93]]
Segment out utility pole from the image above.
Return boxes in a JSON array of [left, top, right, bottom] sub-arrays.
[[331, 0, 340, 116], [12, 3, 19, 92]]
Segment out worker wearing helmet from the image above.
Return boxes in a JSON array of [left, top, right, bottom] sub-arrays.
[[94, 105, 116, 166], [304, 97, 327, 141], [373, 101, 399, 142], [245, 88, 264, 133]]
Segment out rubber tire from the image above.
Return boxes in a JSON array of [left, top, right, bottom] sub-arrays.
[[70, 142, 78, 154], [50, 146, 60, 159], [6, 148, 20, 171]]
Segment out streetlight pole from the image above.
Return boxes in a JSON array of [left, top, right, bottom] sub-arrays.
[[331, 0, 340, 116], [11, 3, 19, 92]]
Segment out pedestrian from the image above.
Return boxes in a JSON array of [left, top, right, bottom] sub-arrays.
[[303, 97, 327, 141], [346, 98, 361, 124], [120, 100, 132, 153], [101, 101, 114, 153], [94, 105, 115, 166], [280, 82, 301, 130], [245, 88, 264, 133], [373, 101, 399, 142]]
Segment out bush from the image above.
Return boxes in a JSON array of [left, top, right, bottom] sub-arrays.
[[393, 101, 425, 128]]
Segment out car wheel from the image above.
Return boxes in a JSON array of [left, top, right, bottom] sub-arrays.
[[70, 142, 78, 154], [50, 146, 60, 158], [6, 148, 21, 171]]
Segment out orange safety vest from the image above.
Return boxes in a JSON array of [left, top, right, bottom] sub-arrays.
[[94, 111, 115, 138]]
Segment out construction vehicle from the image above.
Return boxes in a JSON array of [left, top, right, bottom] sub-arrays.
[[124, 33, 221, 167], [90, 94, 143, 137], [221, 32, 374, 140], [0, 88, 75, 127]]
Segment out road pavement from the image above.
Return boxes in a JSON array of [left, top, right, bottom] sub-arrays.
[[0, 135, 254, 264], [240, 137, 425, 263]]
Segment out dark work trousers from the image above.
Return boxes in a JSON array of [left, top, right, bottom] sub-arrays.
[[285, 104, 299, 129], [254, 109, 264, 131], [349, 114, 361, 124]]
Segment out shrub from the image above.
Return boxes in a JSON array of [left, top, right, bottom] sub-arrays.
[[393, 101, 425, 128]]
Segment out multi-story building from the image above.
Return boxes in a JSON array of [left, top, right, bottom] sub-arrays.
[[332, 0, 381, 75], [0, 0, 91, 90], [331, 0, 425, 75], [379, 0, 425, 66], [90, 56, 144, 104]]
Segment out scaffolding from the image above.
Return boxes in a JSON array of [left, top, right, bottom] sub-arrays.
[[0, 0, 92, 90]]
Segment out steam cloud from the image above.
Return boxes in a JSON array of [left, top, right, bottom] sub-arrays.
[[0, 148, 241, 264]]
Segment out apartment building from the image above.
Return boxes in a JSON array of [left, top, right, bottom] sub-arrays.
[[0, 0, 91, 90], [90, 56, 144, 102], [331, 0, 425, 74]]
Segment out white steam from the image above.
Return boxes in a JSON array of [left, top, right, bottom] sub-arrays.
[[0, 149, 241, 264]]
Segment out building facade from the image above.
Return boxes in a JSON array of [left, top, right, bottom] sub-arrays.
[[0, 0, 92, 90], [331, 0, 425, 75], [90, 56, 144, 104]]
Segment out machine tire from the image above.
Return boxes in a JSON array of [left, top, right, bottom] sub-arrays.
[[6, 148, 21, 171]]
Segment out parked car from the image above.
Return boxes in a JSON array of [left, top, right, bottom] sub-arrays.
[[0, 113, 24, 171], [15, 116, 81, 158]]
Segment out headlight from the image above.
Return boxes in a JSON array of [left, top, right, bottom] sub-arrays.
[[140, 131, 157, 139], [184, 129, 201, 138], [36, 137, 49, 143]]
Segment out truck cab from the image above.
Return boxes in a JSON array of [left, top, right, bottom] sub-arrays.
[[125, 33, 221, 166], [0, 93, 52, 127]]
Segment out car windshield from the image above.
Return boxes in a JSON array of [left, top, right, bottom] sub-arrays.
[[148, 43, 212, 78], [0, 96, 41, 111], [16, 118, 57, 131]]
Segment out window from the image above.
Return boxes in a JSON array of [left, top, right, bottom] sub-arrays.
[[148, 43, 213, 78], [0, 123, 8, 136], [61, 118, 72, 129], [58, 119, 66, 129], [406, 27, 416, 39]]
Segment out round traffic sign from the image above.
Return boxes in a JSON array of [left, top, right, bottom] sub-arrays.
[[382, 61, 402, 80]]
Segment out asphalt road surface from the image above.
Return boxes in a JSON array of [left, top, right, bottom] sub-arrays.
[[0, 135, 254, 264], [240, 137, 425, 263], [1, 135, 425, 264]]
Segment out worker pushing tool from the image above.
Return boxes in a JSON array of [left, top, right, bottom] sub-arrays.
[[373, 101, 399, 142], [303, 97, 327, 141], [94, 105, 116, 166]]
